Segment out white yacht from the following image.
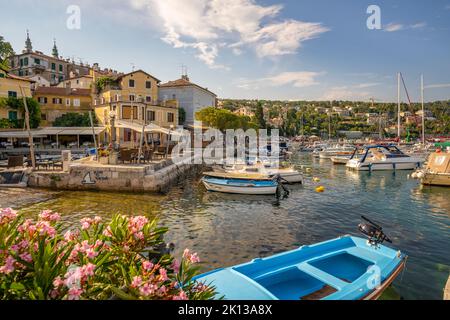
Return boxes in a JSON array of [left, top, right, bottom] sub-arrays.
[[319, 145, 355, 159], [346, 145, 425, 171]]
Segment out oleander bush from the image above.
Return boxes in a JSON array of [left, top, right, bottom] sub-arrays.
[[0, 208, 216, 300]]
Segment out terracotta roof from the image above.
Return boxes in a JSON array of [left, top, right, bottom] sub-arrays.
[[159, 78, 216, 96], [112, 69, 161, 83], [34, 86, 91, 96]]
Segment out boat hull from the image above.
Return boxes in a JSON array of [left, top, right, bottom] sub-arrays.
[[346, 159, 423, 171], [421, 173, 450, 186]]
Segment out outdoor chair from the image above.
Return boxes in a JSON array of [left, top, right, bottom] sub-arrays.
[[153, 146, 166, 159], [7, 155, 24, 168]]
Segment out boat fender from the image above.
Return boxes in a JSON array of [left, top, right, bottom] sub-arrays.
[[315, 186, 325, 193], [312, 177, 320, 182], [305, 168, 312, 173]]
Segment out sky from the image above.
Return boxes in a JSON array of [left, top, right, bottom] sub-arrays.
[[1, 0, 450, 102]]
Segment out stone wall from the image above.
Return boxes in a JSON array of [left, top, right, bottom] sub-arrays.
[[27, 157, 199, 193]]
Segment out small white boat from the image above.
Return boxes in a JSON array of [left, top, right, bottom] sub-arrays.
[[202, 173, 278, 195], [319, 145, 355, 159], [213, 162, 303, 184], [330, 155, 352, 165], [346, 145, 424, 171]]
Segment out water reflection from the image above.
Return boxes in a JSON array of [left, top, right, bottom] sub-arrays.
[[15, 153, 450, 300]]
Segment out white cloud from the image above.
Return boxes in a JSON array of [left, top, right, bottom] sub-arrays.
[[384, 23, 405, 32], [237, 71, 324, 90], [355, 83, 380, 88], [425, 83, 450, 89], [125, 0, 328, 68], [384, 21, 427, 32], [319, 86, 371, 101]]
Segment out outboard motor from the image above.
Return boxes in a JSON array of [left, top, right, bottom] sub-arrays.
[[358, 216, 392, 246]]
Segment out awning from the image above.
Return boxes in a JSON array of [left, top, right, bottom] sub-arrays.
[[115, 120, 183, 136], [0, 127, 106, 138]]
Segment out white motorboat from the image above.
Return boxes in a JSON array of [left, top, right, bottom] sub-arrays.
[[346, 145, 425, 171], [213, 161, 303, 184], [319, 145, 355, 159], [330, 155, 352, 165]]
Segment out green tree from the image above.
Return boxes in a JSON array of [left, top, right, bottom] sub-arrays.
[[196, 107, 257, 131], [254, 101, 266, 129], [0, 97, 41, 128], [0, 35, 15, 69], [53, 112, 97, 127]]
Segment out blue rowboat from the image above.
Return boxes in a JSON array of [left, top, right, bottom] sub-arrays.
[[194, 218, 406, 300], [201, 175, 278, 195]]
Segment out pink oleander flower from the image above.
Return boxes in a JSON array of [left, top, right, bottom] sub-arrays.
[[0, 255, 16, 274], [36, 221, 56, 238], [158, 268, 168, 282], [18, 239, 29, 249], [139, 283, 157, 297], [0, 208, 18, 224], [142, 260, 154, 272], [183, 249, 200, 264], [67, 287, 84, 300], [128, 216, 149, 233], [131, 276, 143, 288], [173, 290, 188, 300], [53, 276, 65, 288], [158, 285, 167, 295], [85, 248, 98, 260], [39, 210, 60, 222], [134, 231, 144, 241], [64, 230, 79, 242], [64, 267, 82, 288], [171, 259, 180, 273], [80, 218, 93, 230], [81, 263, 96, 277], [94, 216, 102, 223], [19, 252, 32, 263], [102, 226, 113, 237], [94, 240, 103, 248]]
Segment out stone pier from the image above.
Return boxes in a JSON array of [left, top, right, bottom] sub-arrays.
[[27, 156, 200, 193]]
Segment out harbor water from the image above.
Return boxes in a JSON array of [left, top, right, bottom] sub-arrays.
[[6, 153, 450, 300]]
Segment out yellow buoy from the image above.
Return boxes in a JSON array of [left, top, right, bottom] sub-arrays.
[[305, 168, 312, 173], [315, 186, 325, 193], [312, 177, 321, 182]]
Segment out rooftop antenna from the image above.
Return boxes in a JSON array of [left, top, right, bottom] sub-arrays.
[[131, 63, 136, 72]]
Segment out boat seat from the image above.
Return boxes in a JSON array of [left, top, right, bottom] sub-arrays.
[[297, 262, 349, 291]]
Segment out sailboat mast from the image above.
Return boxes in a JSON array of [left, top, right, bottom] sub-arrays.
[[397, 73, 401, 140], [421, 74, 425, 145]]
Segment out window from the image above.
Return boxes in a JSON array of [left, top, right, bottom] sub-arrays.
[[147, 110, 155, 121], [25, 70, 29, 76], [129, 94, 135, 102], [167, 112, 174, 123], [145, 81, 151, 89], [11, 60, 14, 68], [52, 98, 62, 104], [59, 65, 63, 72], [8, 111, 18, 121], [0, 73, 4, 78], [172, 94, 176, 100], [41, 113, 47, 121], [18, 70, 24, 76], [51, 63, 56, 70], [146, 96, 152, 103], [8, 91, 17, 98], [73, 99, 80, 107], [66, 99, 71, 107], [59, 75, 64, 82], [129, 79, 135, 87], [133, 106, 138, 119], [34, 58, 40, 65], [38, 97, 48, 104], [24, 57, 28, 66], [122, 106, 132, 119], [76, 80, 79, 84], [20, 59, 23, 67]]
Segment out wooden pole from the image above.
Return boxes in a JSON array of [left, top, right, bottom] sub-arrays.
[[19, 86, 35, 170], [89, 111, 99, 161], [421, 74, 425, 145], [397, 73, 401, 140]]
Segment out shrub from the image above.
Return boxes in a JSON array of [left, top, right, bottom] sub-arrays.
[[0, 208, 216, 300]]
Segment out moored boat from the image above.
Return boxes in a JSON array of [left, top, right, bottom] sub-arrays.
[[201, 172, 279, 195], [412, 152, 450, 186], [193, 217, 406, 300], [346, 145, 424, 171], [330, 155, 352, 165]]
